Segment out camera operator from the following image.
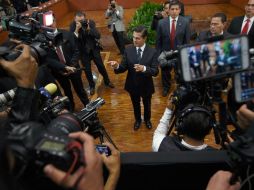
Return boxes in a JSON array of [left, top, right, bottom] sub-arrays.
[[46, 16, 89, 111], [105, 0, 125, 55], [152, 93, 216, 151], [70, 11, 114, 95]]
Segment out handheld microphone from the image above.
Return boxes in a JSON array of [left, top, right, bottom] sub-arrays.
[[39, 83, 57, 99]]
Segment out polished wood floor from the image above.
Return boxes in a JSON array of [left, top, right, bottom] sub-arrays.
[[57, 4, 244, 152]]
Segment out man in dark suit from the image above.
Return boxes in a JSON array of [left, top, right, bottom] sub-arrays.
[[156, 0, 190, 97], [46, 18, 89, 111], [227, 0, 254, 49], [197, 13, 231, 42], [70, 11, 114, 95], [109, 26, 159, 130]]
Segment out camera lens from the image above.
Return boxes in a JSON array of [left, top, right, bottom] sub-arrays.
[[47, 113, 84, 136]]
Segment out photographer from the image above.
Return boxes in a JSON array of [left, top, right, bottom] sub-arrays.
[[0, 44, 119, 190], [152, 93, 215, 151], [105, 0, 125, 55], [70, 11, 114, 95]]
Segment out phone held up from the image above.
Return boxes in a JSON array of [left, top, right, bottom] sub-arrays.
[[179, 35, 250, 82], [96, 144, 111, 156]]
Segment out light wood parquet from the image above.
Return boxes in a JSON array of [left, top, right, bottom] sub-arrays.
[[57, 4, 244, 152]]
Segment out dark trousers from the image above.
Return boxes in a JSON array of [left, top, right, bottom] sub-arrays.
[[54, 71, 89, 109], [81, 50, 110, 88], [112, 26, 125, 55], [161, 67, 171, 92], [130, 93, 152, 122]]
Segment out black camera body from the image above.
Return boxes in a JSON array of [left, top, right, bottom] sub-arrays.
[[0, 12, 63, 77], [80, 19, 88, 29], [8, 120, 84, 177], [110, 3, 116, 9]]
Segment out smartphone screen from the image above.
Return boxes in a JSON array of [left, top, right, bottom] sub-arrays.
[[95, 145, 111, 156], [234, 70, 254, 102], [180, 36, 250, 82]]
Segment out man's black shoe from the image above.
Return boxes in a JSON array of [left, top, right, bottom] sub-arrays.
[[162, 89, 169, 97], [105, 82, 115, 88], [134, 121, 141, 130], [145, 121, 152, 129], [90, 87, 95, 95]]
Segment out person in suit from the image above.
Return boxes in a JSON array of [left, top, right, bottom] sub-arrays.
[[156, 0, 190, 97], [47, 17, 89, 111], [228, 0, 254, 49], [108, 26, 159, 130], [105, 0, 125, 55], [197, 13, 231, 42], [70, 11, 114, 96]]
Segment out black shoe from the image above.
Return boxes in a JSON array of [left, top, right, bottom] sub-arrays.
[[105, 82, 115, 88], [162, 89, 169, 97], [134, 120, 141, 130], [145, 121, 152, 129], [90, 87, 95, 95]]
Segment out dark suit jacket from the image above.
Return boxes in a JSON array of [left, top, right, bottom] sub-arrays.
[[197, 30, 232, 42], [114, 45, 159, 96], [156, 16, 190, 51], [69, 19, 101, 53], [46, 29, 80, 71], [227, 16, 254, 48]]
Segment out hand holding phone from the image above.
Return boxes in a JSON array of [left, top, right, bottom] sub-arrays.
[[96, 144, 111, 156]]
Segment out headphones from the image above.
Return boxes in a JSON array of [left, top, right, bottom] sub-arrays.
[[175, 104, 215, 135]]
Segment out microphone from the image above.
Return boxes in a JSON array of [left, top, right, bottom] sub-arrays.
[[39, 83, 57, 99]]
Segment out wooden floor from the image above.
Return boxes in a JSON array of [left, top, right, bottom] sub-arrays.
[[58, 4, 244, 152]]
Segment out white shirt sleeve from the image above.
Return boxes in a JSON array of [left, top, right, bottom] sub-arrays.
[[152, 108, 173, 152]]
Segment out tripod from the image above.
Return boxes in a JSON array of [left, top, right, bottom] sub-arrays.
[[85, 116, 118, 150]]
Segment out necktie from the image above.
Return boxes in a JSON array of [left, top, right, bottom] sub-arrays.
[[241, 18, 250, 34], [170, 19, 176, 49], [56, 46, 66, 64], [137, 48, 142, 62]]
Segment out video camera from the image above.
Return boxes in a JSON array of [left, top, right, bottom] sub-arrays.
[[7, 97, 105, 179], [0, 11, 63, 76]]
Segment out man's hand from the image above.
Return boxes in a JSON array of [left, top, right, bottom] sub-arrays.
[[108, 61, 119, 69], [206, 170, 240, 190], [134, 64, 145, 72], [237, 103, 254, 131], [0, 44, 38, 88], [75, 21, 82, 33], [44, 132, 104, 190], [63, 66, 76, 75], [101, 142, 120, 190]]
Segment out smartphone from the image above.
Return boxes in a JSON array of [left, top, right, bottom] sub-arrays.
[[234, 70, 254, 102], [95, 145, 111, 156], [180, 35, 250, 82]]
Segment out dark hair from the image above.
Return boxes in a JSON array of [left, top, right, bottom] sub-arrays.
[[133, 25, 148, 38], [180, 105, 213, 141], [75, 11, 85, 17], [212, 12, 227, 23], [168, 0, 181, 9]]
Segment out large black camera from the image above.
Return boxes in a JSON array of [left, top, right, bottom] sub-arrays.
[[0, 11, 63, 76], [7, 97, 105, 179], [80, 19, 89, 29]]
